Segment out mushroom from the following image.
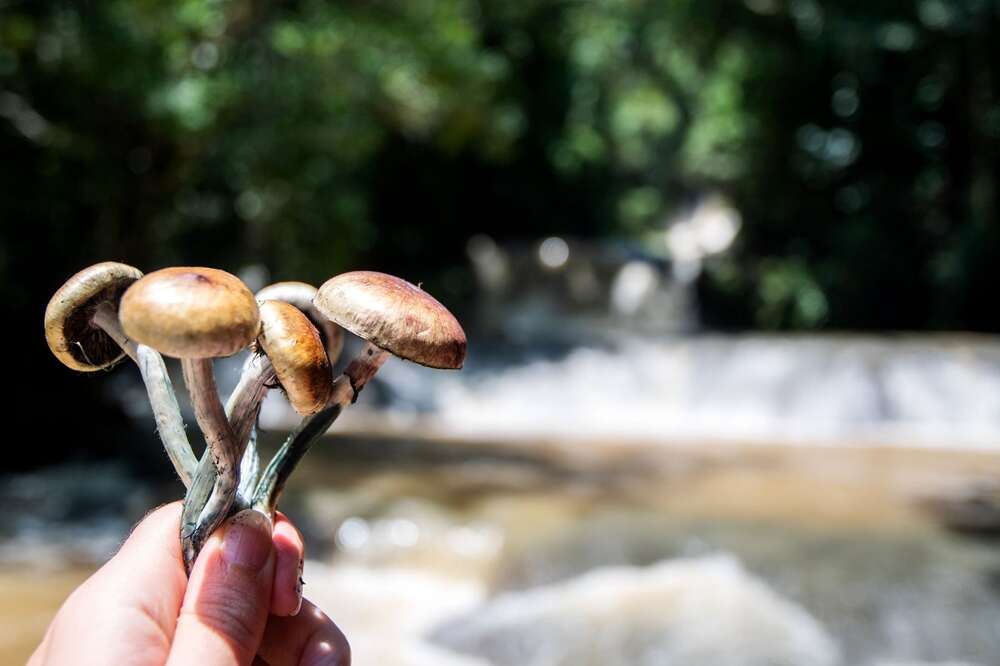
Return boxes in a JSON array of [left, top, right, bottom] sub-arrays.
[[316, 271, 466, 374], [255, 281, 344, 364], [230, 281, 344, 493], [119, 266, 260, 567], [257, 300, 333, 414], [233, 281, 344, 482], [185, 300, 333, 517], [44, 262, 197, 484], [253, 271, 466, 514]]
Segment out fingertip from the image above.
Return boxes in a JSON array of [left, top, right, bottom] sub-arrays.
[[270, 519, 305, 617], [166, 510, 276, 665]]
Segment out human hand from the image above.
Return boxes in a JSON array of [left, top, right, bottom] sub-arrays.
[[28, 502, 350, 666]]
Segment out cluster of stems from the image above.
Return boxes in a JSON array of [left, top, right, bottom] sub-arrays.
[[92, 302, 388, 571]]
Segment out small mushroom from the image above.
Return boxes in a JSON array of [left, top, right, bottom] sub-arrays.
[[44, 262, 197, 484], [253, 271, 466, 514], [45, 261, 143, 372], [219, 301, 332, 446], [258, 300, 333, 415], [256, 281, 344, 365], [119, 266, 260, 567]]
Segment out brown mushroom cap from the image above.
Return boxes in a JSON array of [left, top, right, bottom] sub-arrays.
[[44, 261, 144, 371], [256, 281, 343, 362], [119, 267, 260, 358], [314, 271, 467, 369], [257, 300, 332, 415]]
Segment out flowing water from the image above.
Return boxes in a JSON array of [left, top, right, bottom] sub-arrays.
[[4, 333, 1000, 665], [316, 334, 1000, 450], [4, 436, 1000, 665]]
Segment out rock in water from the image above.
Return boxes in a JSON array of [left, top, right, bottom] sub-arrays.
[[430, 555, 841, 666]]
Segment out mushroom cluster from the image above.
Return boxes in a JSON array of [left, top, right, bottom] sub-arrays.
[[45, 263, 467, 569]]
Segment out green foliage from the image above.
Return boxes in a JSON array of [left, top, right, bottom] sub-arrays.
[[2, 0, 999, 329]]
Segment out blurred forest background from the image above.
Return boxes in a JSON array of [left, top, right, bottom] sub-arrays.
[[2, 0, 999, 468]]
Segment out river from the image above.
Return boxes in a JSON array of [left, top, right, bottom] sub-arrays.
[[3, 332, 1000, 664]]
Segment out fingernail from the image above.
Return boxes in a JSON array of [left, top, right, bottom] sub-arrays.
[[222, 510, 272, 571], [292, 560, 304, 616]]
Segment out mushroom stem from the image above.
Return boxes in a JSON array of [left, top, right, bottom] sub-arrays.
[[252, 377, 353, 516], [238, 426, 261, 506], [343, 343, 391, 399], [253, 342, 389, 515], [179, 356, 243, 568], [91, 301, 197, 486], [182, 353, 276, 532], [90, 302, 138, 362], [228, 354, 278, 447]]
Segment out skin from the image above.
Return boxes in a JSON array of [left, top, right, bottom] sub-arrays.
[[29, 503, 350, 666]]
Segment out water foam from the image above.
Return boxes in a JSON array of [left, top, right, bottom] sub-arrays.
[[367, 336, 1000, 450]]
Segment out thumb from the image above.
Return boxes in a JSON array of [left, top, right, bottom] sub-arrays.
[[167, 509, 275, 666]]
